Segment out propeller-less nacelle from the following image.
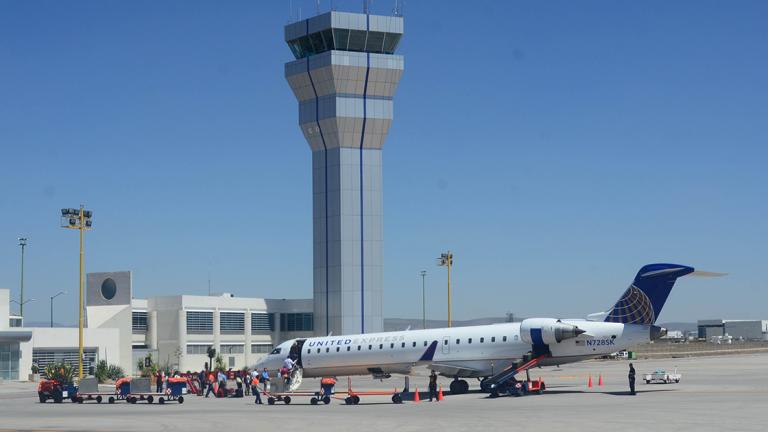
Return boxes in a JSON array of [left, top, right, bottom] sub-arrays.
[[520, 318, 586, 345]]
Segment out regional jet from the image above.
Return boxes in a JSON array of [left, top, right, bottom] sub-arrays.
[[255, 263, 701, 395]]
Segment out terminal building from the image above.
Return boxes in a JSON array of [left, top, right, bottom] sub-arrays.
[[0, 271, 313, 381]]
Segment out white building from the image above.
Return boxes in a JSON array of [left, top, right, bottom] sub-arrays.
[[1, 271, 313, 381]]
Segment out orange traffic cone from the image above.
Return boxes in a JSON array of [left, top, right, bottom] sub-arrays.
[[598, 374, 604, 386], [437, 385, 444, 401], [587, 375, 593, 388], [413, 386, 421, 403]]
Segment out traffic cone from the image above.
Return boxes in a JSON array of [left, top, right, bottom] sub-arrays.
[[413, 386, 420, 403], [437, 385, 444, 401], [598, 374, 604, 387], [587, 375, 593, 388]]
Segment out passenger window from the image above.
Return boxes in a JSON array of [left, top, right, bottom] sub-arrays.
[[443, 339, 448, 345], [514, 335, 519, 341], [424, 341, 428, 346], [317, 348, 320, 353], [468, 338, 472, 344], [390, 343, 394, 349], [368, 345, 372, 350], [503, 336, 507, 342], [456, 339, 460, 345], [480, 337, 484, 343], [326, 347, 330, 353], [357, 346, 361, 351], [491, 337, 496, 342], [379, 344, 383, 350], [412, 342, 417, 347], [347, 346, 351, 351], [401, 342, 406, 348], [307, 349, 311, 354], [336, 347, 340, 352]]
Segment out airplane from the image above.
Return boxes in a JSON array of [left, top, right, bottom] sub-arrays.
[[255, 263, 700, 396]]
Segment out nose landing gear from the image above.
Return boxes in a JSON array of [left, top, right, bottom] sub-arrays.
[[449, 378, 469, 395]]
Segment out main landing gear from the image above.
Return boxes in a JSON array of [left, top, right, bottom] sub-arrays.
[[449, 378, 469, 395]]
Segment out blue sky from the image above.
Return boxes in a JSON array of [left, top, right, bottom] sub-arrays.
[[1, 0, 766, 325]]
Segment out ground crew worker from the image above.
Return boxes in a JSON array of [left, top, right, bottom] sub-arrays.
[[205, 372, 215, 398], [628, 363, 636, 395], [155, 371, 163, 393], [252, 375, 262, 404], [261, 368, 270, 392], [320, 377, 336, 398], [428, 370, 438, 401]]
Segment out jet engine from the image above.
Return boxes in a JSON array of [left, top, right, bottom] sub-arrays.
[[520, 318, 586, 345]]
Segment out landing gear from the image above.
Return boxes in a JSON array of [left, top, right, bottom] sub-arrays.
[[449, 379, 469, 395]]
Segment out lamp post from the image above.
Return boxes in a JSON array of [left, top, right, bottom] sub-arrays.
[[437, 251, 453, 327], [11, 299, 36, 319], [60, 206, 93, 380], [18, 238, 27, 317], [420, 270, 427, 329], [50, 291, 66, 328]]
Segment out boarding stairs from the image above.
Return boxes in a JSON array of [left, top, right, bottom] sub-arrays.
[[482, 354, 547, 392]]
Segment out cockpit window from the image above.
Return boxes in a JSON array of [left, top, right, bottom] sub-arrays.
[[269, 348, 282, 355]]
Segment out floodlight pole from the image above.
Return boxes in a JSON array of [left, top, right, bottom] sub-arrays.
[[18, 238, 27, 317], [78, 205, 85, 380], [437, 251, 453, 327], [50, 291, 65, 328], [61, 205, 92, 380], [420, 270, 427, 329]]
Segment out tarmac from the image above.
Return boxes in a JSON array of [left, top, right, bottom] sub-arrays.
[[1, 353, 766, 432]]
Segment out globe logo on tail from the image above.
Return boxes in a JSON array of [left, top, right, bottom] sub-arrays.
[[605, 285, 655, 324]]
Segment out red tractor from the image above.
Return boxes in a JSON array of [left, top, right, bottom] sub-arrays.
[[37, 379, 77, 403]]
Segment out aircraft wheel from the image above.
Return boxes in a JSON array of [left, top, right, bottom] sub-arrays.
[[147, 395, 154, 404], [178, 396, 184, 404], [283, 396, 291, 405], [108, 397, 115, 404], [353, 395, 360, 404], [267, 397, 275, 405], [323, 396, 331, 405], [449, 380, 459, 394], [460, 380, 469, 394], [310, 397, 318, 405]]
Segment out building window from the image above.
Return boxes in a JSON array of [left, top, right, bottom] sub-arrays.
[[132, 311, 148, 333], [252, 344, 274, 354], [280, 313, 314, 332], [186, 344, 212, 355], [229, 356, 235, 368], [186, 311, 213, 334], [220, 312, 245, 334], [220, 344, 244, 354], [32, 349, 97, 379], [251, 313, 274, 332], [9, 317, 22, 328]]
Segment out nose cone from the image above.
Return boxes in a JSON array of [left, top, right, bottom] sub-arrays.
[[575, 327, 586, 336]]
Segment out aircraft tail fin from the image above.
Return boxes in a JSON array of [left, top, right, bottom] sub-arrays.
[[603, 263, 694, 325]]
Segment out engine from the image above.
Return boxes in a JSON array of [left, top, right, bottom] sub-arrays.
[[520, 318, 585, 345]]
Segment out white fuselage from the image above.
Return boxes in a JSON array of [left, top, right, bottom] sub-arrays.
[[255, 320, 653, 379]]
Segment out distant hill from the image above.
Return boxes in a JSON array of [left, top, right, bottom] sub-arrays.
[[384, 317, 510, 331]]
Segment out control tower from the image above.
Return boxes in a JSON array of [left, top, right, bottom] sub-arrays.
[[284, 11, 403, 336]]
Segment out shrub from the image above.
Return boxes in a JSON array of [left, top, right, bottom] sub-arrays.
[[43, 362, 75, 384], [107, 364, 124, 381], [95, 360, 109, 383]]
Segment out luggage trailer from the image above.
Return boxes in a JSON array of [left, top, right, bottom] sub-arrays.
[[126, 379, 187, 404], [259, 377, 404, 405]]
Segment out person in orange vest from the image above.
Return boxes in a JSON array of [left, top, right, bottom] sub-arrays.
[[205, 371, 216, 398], [320, 377, 336, 399], [251, 374, 262, 404]]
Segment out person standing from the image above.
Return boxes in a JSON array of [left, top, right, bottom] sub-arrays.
[[261, 368, 270, 392], [205, 371, 215, 398], [628, 363, 636, 395], [252, 374, 262, 404], [155, 370, 163, 394], [428, 370, 438, 402]]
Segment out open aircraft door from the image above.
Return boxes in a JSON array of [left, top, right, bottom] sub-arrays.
[[442, 336, 450, 355]]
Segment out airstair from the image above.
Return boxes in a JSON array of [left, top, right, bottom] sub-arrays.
[[481, 354, 547, 393]]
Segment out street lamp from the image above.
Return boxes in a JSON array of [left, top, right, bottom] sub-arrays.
[[437, 251, 453, 327], [11, 298, 36, 318], [420, 270, 427, 329], [18, 237, 27, 317], [60, 205, 94, 380], [50, 291, 66, 328]]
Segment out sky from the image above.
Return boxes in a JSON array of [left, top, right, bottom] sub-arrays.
[[1, 0, 766, 325]]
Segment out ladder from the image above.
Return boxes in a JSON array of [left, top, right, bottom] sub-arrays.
[[483, 354, 547, 391]]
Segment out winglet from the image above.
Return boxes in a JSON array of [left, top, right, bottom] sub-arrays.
[[419, 340, 438, 362]]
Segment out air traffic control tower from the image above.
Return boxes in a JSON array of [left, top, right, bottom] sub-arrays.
[[284, 11, 403, 336]]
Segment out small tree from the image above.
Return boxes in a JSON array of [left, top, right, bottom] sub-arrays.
[[95, 360, 109, 383], [214, 353, 226, 372], [107, 364, 125, 381], [206, 347, 216, 372]]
